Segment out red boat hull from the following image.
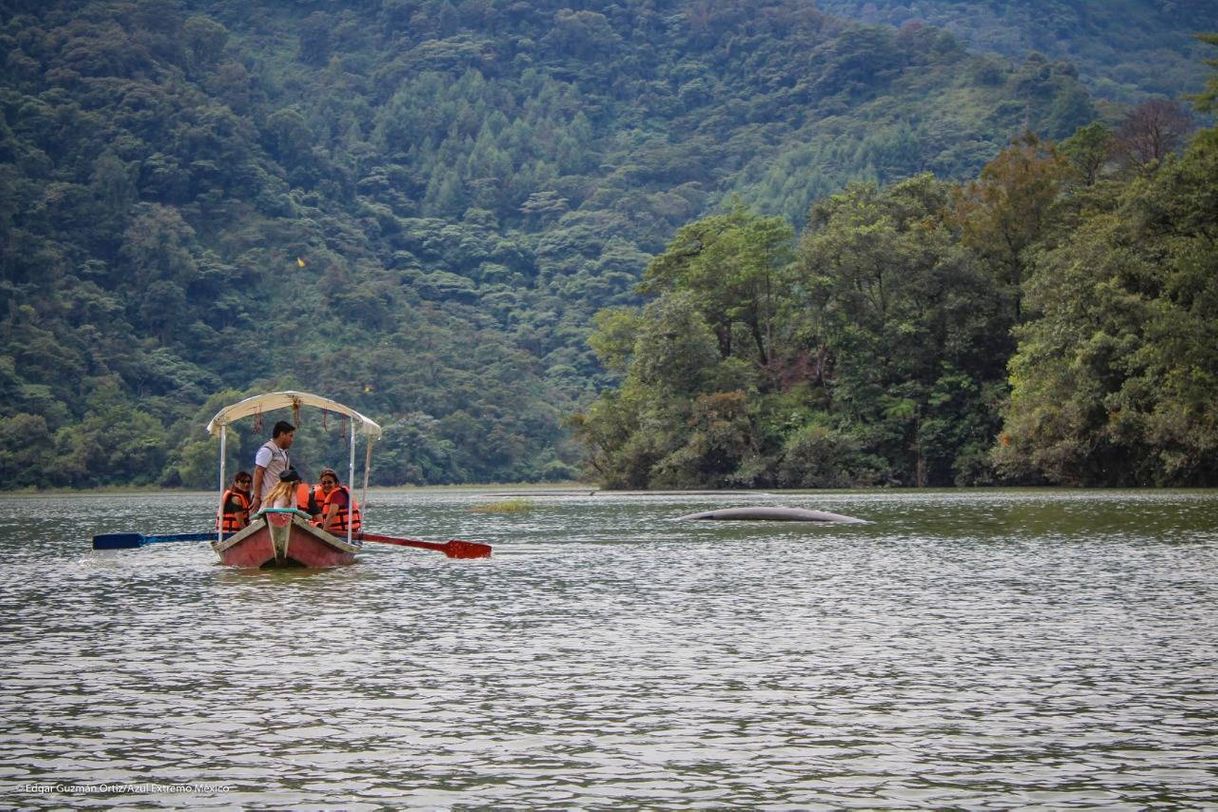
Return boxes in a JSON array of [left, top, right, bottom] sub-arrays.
[[213, 511, 360, 568]]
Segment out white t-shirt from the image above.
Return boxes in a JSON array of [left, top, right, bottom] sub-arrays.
[[255, 440, 290, 500]]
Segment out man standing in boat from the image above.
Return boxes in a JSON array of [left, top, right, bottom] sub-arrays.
[[250, 420, 295, 515]]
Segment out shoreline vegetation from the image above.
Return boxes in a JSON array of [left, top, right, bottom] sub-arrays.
[[574, 84, 1218, 489], [469, 497, 536, 514], [8, 482, 1218, 501], [0, 482, 591, 498]]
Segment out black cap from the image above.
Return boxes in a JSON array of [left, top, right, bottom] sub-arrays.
[[279, 467, 302, 483]]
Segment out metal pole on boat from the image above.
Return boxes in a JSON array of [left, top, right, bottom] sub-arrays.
[[217, 425, 227, 544], [348, 417, 356, 547], [361, 439, 373, 524]]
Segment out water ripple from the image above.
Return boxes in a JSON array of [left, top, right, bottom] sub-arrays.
[[0, 489, 1216, 808]]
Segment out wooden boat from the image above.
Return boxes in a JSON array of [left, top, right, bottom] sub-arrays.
[[92, 390, 492, 563], [212, 508, 362, 568], [205, 391, 382, 569]]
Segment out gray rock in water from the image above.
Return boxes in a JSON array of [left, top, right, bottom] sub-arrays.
[[675, 506, 868, 523]]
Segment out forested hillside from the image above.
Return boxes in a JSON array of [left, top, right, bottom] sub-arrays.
[[575, 45, 1218, 488], [0, 0, 1210, 489], [818, 0, 1218, 103]]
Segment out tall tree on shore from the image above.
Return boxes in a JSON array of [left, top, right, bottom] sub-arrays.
[[639, 204, 794, 368], [793, 174, 1011, 485], [952, 132, 1071, 322], [995, 96, 1218, 484]]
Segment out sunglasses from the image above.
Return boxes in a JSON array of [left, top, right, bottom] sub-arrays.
[[320, 479, 337, 485]]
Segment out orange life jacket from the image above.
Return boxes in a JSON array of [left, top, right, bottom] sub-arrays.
[[295, 482, 324, 515], [321, 485, 362, 533], [217, 488, 251, 532]]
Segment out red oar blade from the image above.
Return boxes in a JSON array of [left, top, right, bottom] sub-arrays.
[[440, 539, 494, 559], [361, 532, 492, 559]]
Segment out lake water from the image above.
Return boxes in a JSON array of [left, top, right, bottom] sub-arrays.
[[1, 488, 1216, 809]]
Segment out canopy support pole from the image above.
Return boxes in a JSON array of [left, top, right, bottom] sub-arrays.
[[217, 425, 227, 544], [348, 418, 356, 547], [362, 439, 373, 523]]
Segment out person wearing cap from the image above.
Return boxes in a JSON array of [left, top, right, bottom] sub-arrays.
[[250, 420, 295, 514], [263, 467, 303, 510], [312, 467, 362, 535]]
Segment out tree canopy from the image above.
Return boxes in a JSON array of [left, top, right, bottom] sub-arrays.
[[0, 0, 1212, 489], [574, 39, 1218, 488]]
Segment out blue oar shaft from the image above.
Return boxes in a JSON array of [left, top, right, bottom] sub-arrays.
[[92, 531, 222, 549], [144, 532, 218, 544]]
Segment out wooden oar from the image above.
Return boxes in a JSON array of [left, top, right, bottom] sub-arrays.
[[92, 531, 219, 550], [360, 532, 492, 559]]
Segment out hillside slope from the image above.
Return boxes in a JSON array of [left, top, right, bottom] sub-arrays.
[[817, 0, 1218, 103], [0, 0, 1178, 488]]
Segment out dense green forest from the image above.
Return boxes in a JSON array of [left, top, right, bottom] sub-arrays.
[[0, 0, 1213, 489], [818, 0, 1218, 104], [575, 48, 1218, 488]]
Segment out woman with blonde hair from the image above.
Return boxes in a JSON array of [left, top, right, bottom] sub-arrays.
[[262, 468, 303, 510]]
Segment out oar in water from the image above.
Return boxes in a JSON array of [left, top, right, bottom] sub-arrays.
[[92, 531, 218, 550], [360, 532, 492, 559]]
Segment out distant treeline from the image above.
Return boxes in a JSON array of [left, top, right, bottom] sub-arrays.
[[574, 50, 1218, 487], [817, 0, 1218, 104], [0, 0, 1211, 489]]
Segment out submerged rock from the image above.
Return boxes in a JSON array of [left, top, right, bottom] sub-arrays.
[[675, 506, 868, 523]]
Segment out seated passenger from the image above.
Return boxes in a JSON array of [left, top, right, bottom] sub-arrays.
[[312, 467, 362, 535], [264, 467, 303, 510], [295, 476, 324, 518], [217, 471, 253, 531]]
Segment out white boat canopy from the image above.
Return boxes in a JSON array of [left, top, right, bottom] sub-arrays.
[[207, 390, 381, 545], [207, 390, 382, 439]]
